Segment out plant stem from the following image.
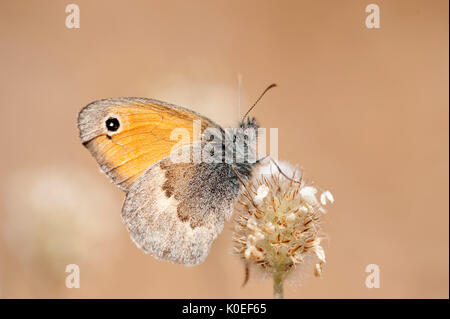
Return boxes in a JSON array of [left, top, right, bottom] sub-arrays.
[[273, 271, 284, 299]]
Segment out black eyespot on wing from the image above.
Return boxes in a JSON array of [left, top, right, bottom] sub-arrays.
[[105, 117, 120, 132]]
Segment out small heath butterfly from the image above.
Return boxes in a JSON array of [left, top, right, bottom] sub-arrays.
[[77, 84, 276, 265]]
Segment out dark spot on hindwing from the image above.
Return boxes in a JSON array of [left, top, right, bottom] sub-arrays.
[[177, 209, 189, 222], [160, 160, 185, 199], [163, 184, 174, 198]]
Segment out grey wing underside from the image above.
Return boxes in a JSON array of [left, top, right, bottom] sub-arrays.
[[121, 154, 242, 265]]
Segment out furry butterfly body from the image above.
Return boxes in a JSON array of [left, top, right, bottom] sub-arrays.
[[78, 97, 259, 265]]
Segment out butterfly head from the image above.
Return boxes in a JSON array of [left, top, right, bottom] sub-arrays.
[[238, 116, 259, 131]]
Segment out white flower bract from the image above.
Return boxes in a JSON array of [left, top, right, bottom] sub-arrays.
[[299, 186, 318, 205], [320, 190, 334, 205]]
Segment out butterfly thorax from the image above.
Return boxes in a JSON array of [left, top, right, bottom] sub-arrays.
[[226, 117, 260, 179], [196, 117, 259, 179]]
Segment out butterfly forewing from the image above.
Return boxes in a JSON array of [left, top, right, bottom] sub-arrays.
[[78, 97, 217, 191]]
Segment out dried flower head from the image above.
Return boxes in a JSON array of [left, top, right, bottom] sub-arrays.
[[233, 161, 334, 298]]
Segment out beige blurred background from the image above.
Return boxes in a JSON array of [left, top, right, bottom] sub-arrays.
[[0, 0, 448, 298]]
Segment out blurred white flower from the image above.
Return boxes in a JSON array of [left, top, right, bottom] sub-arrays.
[[320, 190, 335, 205], [254, 185, 269, 205], [299, 186, 319, 205], [0, 165, 121, 286]]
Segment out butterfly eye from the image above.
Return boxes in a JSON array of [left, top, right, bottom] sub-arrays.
[[105, 117, 120, 132]]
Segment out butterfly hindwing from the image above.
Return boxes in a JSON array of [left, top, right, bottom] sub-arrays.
[[121, 153, 241, 265], [77, 97, 217, 191]]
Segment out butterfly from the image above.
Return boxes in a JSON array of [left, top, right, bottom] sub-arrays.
[[77, 84, 276, 265]]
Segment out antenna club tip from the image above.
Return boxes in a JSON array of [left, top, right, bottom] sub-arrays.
[[242, 82, 278, 120]]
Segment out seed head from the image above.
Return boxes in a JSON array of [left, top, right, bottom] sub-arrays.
[[233, 161, 334, 284]]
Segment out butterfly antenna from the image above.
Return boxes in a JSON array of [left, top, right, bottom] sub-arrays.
[[242, 83, 278, 121]]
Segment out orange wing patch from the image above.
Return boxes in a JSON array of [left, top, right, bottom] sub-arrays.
[[78, 98, 217, 191]]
